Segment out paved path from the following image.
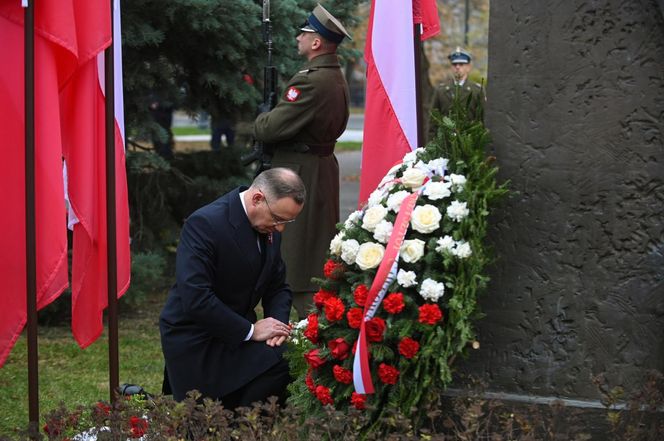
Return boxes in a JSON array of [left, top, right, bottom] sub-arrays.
[[173, 110, 363, 220], [337, 150, 361, 220], [173, 112, 364, 143]]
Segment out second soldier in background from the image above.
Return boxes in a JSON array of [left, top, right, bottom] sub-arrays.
[[428, 47, 486, 141], [254, 4, 351, 318]]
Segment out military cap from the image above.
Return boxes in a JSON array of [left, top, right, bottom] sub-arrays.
[[448, 47, 472, 64], [300, 3, 352, 44]]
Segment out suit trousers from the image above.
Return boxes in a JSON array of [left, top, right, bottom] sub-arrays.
[[220, 357, 291, 410]]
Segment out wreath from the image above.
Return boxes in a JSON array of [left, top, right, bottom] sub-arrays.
[[286, 111, 507, 430]]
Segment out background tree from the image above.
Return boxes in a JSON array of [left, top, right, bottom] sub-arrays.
[[120, 0, 362, 144]]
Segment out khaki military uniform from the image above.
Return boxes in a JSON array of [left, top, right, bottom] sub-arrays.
[[427, 80, 485, 141], [254, 53, 349, 317]]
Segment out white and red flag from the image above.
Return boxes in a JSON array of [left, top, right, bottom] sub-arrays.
[[358, 0, 440, 204], [0, 0, 130, 365], [62, 0, 130, 348], [0, 0, 76, 367]]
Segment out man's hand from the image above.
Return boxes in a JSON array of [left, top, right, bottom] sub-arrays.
[[265, 335, 288, 347], [251, 317, 291, 343]]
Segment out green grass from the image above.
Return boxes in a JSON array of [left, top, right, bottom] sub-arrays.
[[172, 126, 209, 136], [0, 295, 165, 437], [336, 141, 362, 151]]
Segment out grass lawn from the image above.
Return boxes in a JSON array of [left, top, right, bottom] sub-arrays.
[[0, 295, 165, 437], [172, 126, 209, 136]]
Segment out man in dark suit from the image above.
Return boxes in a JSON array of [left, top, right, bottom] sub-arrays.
[[159, 168, 305, 409]]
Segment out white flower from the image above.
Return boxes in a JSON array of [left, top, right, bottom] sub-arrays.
[[294, 318, 308, 330], [400, 239, 425, 263], [411, 204, 442, 234], [329, 231, 345, 255], [344, 210, 363, 229], [367, 188, 386, 207], [419, 278, 445, 302], [373, 220, 394, 244], [402, 147, 424, 164], [397, 269, 418, 287], [435, 235, 456, 253], [386, 190, 410, 212], [362, 204, 388, 232], [453, 241, 473, 258], [423, 181, 452, 201], [341, 239, 360, 265], [447, 200, 470, 222], [447, 173, 467, 191], [401, 167, 427, 189], [355, 242, 385, 270], [427, 158, 448, 175], [379, 164, 402, 186]]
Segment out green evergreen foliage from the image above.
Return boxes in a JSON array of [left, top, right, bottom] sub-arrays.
[[121, 0, 362, 139], [126, 149, 250, 254]]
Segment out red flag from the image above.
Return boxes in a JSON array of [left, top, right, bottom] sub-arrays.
[[359, 0, 440, 205], [413, 0, 441, 40], [0, 3, 75, 367], [61, 0, 130, 348]]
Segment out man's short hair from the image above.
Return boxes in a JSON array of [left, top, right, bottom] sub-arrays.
[[252, 168, 306, 205]]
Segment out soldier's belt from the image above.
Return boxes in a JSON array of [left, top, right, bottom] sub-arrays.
[[280, 142, 335, 157]]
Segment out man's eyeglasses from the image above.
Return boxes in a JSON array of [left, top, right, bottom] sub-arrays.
[[260, 190, 296, 226]]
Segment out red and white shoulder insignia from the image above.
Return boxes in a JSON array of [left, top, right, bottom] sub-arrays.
[[285, 87, 301, 102]]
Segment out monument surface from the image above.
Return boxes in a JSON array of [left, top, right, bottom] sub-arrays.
[[465, 0, 664, 402]]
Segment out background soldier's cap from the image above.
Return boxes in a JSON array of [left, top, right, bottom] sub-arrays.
[[300, 3, 352, 44], [448, 47, 472, 64]]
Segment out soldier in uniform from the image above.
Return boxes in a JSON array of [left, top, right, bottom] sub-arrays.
[[427, 47, 486, 141], [254, 4, 351, 318]]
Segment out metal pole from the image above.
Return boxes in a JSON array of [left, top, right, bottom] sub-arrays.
[[24, 0, 40, 434], [105, 0, 119, 403], [413, 23, 423, 147]]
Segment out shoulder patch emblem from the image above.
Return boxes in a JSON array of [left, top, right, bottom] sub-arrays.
[[285, 87, 301, 102]]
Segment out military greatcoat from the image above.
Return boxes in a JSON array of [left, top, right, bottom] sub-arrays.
[[427, 80, 485, 141], [254, 53, 349, 311]]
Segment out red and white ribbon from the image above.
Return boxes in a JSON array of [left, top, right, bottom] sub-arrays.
[[353, 191, 420, 394]]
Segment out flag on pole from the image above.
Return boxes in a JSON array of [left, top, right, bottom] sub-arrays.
[[358, 0, 440, 204], [0, 0, 130, 364], [0, 2, 75, 367], [62, 0, 130, 348]]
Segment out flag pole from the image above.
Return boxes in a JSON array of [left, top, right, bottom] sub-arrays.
[[413, 22, 423, 147], [24, 0, 40, 433], [105, 0, 120, 403]]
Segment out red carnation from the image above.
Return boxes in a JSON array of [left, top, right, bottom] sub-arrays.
[[303, 313, 319, 343], [129, 416, 148, 438], [305, 369, 316, 392], [346, 307, 363, 329], [351, 392, 367, 410], [328, 337, 351, 360], [398, 337, 420, 359], [313, 289, 336, 309], [95, 401, 111, 416], [353, 284, 369, 307], [332, 365, 353, 384], [324, 296, 345, 322], [315, 385, 334, 406], [366, 317, 386, 342], [304, 348, 326, 369], [418, 303, 443, 325], [323, 259, 344, 279], [383, 292, 405, 314], [378, 363, 400, 385]]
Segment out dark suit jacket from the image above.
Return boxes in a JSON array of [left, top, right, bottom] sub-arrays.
[[159, 187, 292, 401]]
